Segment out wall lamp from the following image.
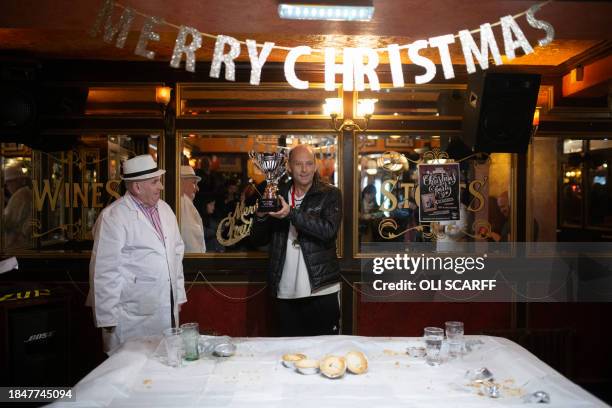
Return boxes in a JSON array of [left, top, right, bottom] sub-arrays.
[[156, 85, 174, 136], [155, 85, 172, 116], [531, 107, 540, 139], [323, 98, 377, 132]]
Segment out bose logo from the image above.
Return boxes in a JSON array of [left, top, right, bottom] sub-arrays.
[[25, 331, 56, 343]]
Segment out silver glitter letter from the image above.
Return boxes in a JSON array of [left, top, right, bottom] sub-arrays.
[[501, 15, 534, 61], [429, 34, 455, 79], [170, 26, 202, 73], [135, 16, 164, 60], [246, 40, 275, 85], [90, 0, 114, 37], [526, 4, 555, 47], [209, 35, 241, 81], [459, 23, 502, 74], [103, 7, 134, 48]]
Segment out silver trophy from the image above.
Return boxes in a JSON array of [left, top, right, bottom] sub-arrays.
[[249, 150, 288, 212]]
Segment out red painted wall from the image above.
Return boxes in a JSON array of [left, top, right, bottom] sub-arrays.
[[179, 283, 273, 337]]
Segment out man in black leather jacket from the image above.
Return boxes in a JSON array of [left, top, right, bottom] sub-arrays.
[[251, 144, 342, 336]]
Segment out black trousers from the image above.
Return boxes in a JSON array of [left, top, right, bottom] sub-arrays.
[[276, 292, 340, 337]]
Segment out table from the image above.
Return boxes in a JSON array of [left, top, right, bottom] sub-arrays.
[[50, 335, 608, 407]]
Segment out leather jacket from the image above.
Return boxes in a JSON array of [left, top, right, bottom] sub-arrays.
[[251, 176, 342, 296]]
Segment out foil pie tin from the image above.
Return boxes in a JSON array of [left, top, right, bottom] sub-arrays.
[[213, 342, 236, 357]]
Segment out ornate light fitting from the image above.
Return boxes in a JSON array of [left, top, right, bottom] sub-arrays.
[[531, 107, 540, 140], [156, 85, 174, 135], [323, 98, 377, 132], [155, 86, 172, 106]]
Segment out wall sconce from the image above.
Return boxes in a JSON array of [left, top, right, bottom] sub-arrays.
[[155, 85, 172, 115], [156, 85, 174, 137], [323, 97, 377, 132], [531, 107, 540, 139]]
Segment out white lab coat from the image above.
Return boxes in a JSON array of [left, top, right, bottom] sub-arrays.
[[180, 194, 206, 253], [87, 192, 186, 354]]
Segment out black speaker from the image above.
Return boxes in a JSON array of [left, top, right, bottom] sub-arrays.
[[0, 84, 38, 144], [0, 286, 71, 387], [462, 72, 541, 153], [4, 299, 70, 386], [0, 84, 85, 151]]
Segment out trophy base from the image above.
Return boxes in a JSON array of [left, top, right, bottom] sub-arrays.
[[258, 198, 280, 213]]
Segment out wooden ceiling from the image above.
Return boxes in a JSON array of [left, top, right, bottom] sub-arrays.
[[1, 0, 611, 101], [1, 0, 610, 66]]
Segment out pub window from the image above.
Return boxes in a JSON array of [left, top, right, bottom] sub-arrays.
[[178, 133, 340, 256], [543, 137, 612, 242], [355, 133, 514, 256], [1, 133, 161, 254]]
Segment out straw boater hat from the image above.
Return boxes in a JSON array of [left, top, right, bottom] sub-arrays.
[[4, 164, 29, 181], [121, 155, 166, 181], [180, 165, 201, 182]]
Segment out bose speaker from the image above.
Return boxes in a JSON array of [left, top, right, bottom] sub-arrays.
[[0, 84, 38, 143], [0, 85, 85, 151], [462, 72, 541, 153], [0, 288, 71, 387]]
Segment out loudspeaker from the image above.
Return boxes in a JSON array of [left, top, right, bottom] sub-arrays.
[[0, 84, 38, 144], [0, 84, 85, 151], [6, 300, 70, 386], [462, 72, 541, 153]]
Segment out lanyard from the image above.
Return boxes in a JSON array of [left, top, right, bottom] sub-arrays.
[[290, 187, 301, 248], [291, 187, 304, 209]]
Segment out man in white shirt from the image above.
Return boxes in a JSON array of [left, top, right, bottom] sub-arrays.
[[252, 145, 342, 336], [180, 165, 206, 253], [88, 155, 186, 354]]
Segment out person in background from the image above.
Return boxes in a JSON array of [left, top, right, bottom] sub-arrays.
[[251, 144, 343, 337], [490, 191, 510, 242], [359, 184, 383, 242], [180, 165, 206, 253], [87, 155, 186, 354], [201, 194, 225, 253], [3, 163, 33, 249]]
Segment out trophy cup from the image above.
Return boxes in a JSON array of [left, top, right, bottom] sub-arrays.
[[249, 150, 288, 212]]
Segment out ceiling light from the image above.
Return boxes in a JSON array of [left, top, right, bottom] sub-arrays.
[[278, 1, 374, 22]]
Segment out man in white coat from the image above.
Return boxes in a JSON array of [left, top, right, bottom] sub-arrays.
[[88, 155, 186, 354], [180, 165, 206, 253]]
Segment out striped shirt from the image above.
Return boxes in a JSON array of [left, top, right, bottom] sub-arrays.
[[129, 193, 164, 244]]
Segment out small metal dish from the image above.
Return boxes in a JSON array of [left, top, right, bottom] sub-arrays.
[[294, 359, 320, 375], [213, 342, 236, 357], [281, 353, 306, 368]]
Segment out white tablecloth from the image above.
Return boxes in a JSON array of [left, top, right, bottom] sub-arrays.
[[50, 335, 608, 407]]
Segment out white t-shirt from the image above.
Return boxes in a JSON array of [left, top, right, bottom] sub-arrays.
[[277, 186, 341, 299]]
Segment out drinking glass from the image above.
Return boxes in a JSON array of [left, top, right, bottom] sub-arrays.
[[445, 321, 464, 358], [163, 327, 184, 367], [180, 322, 200, 361], [424, 326, 444, 366]]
